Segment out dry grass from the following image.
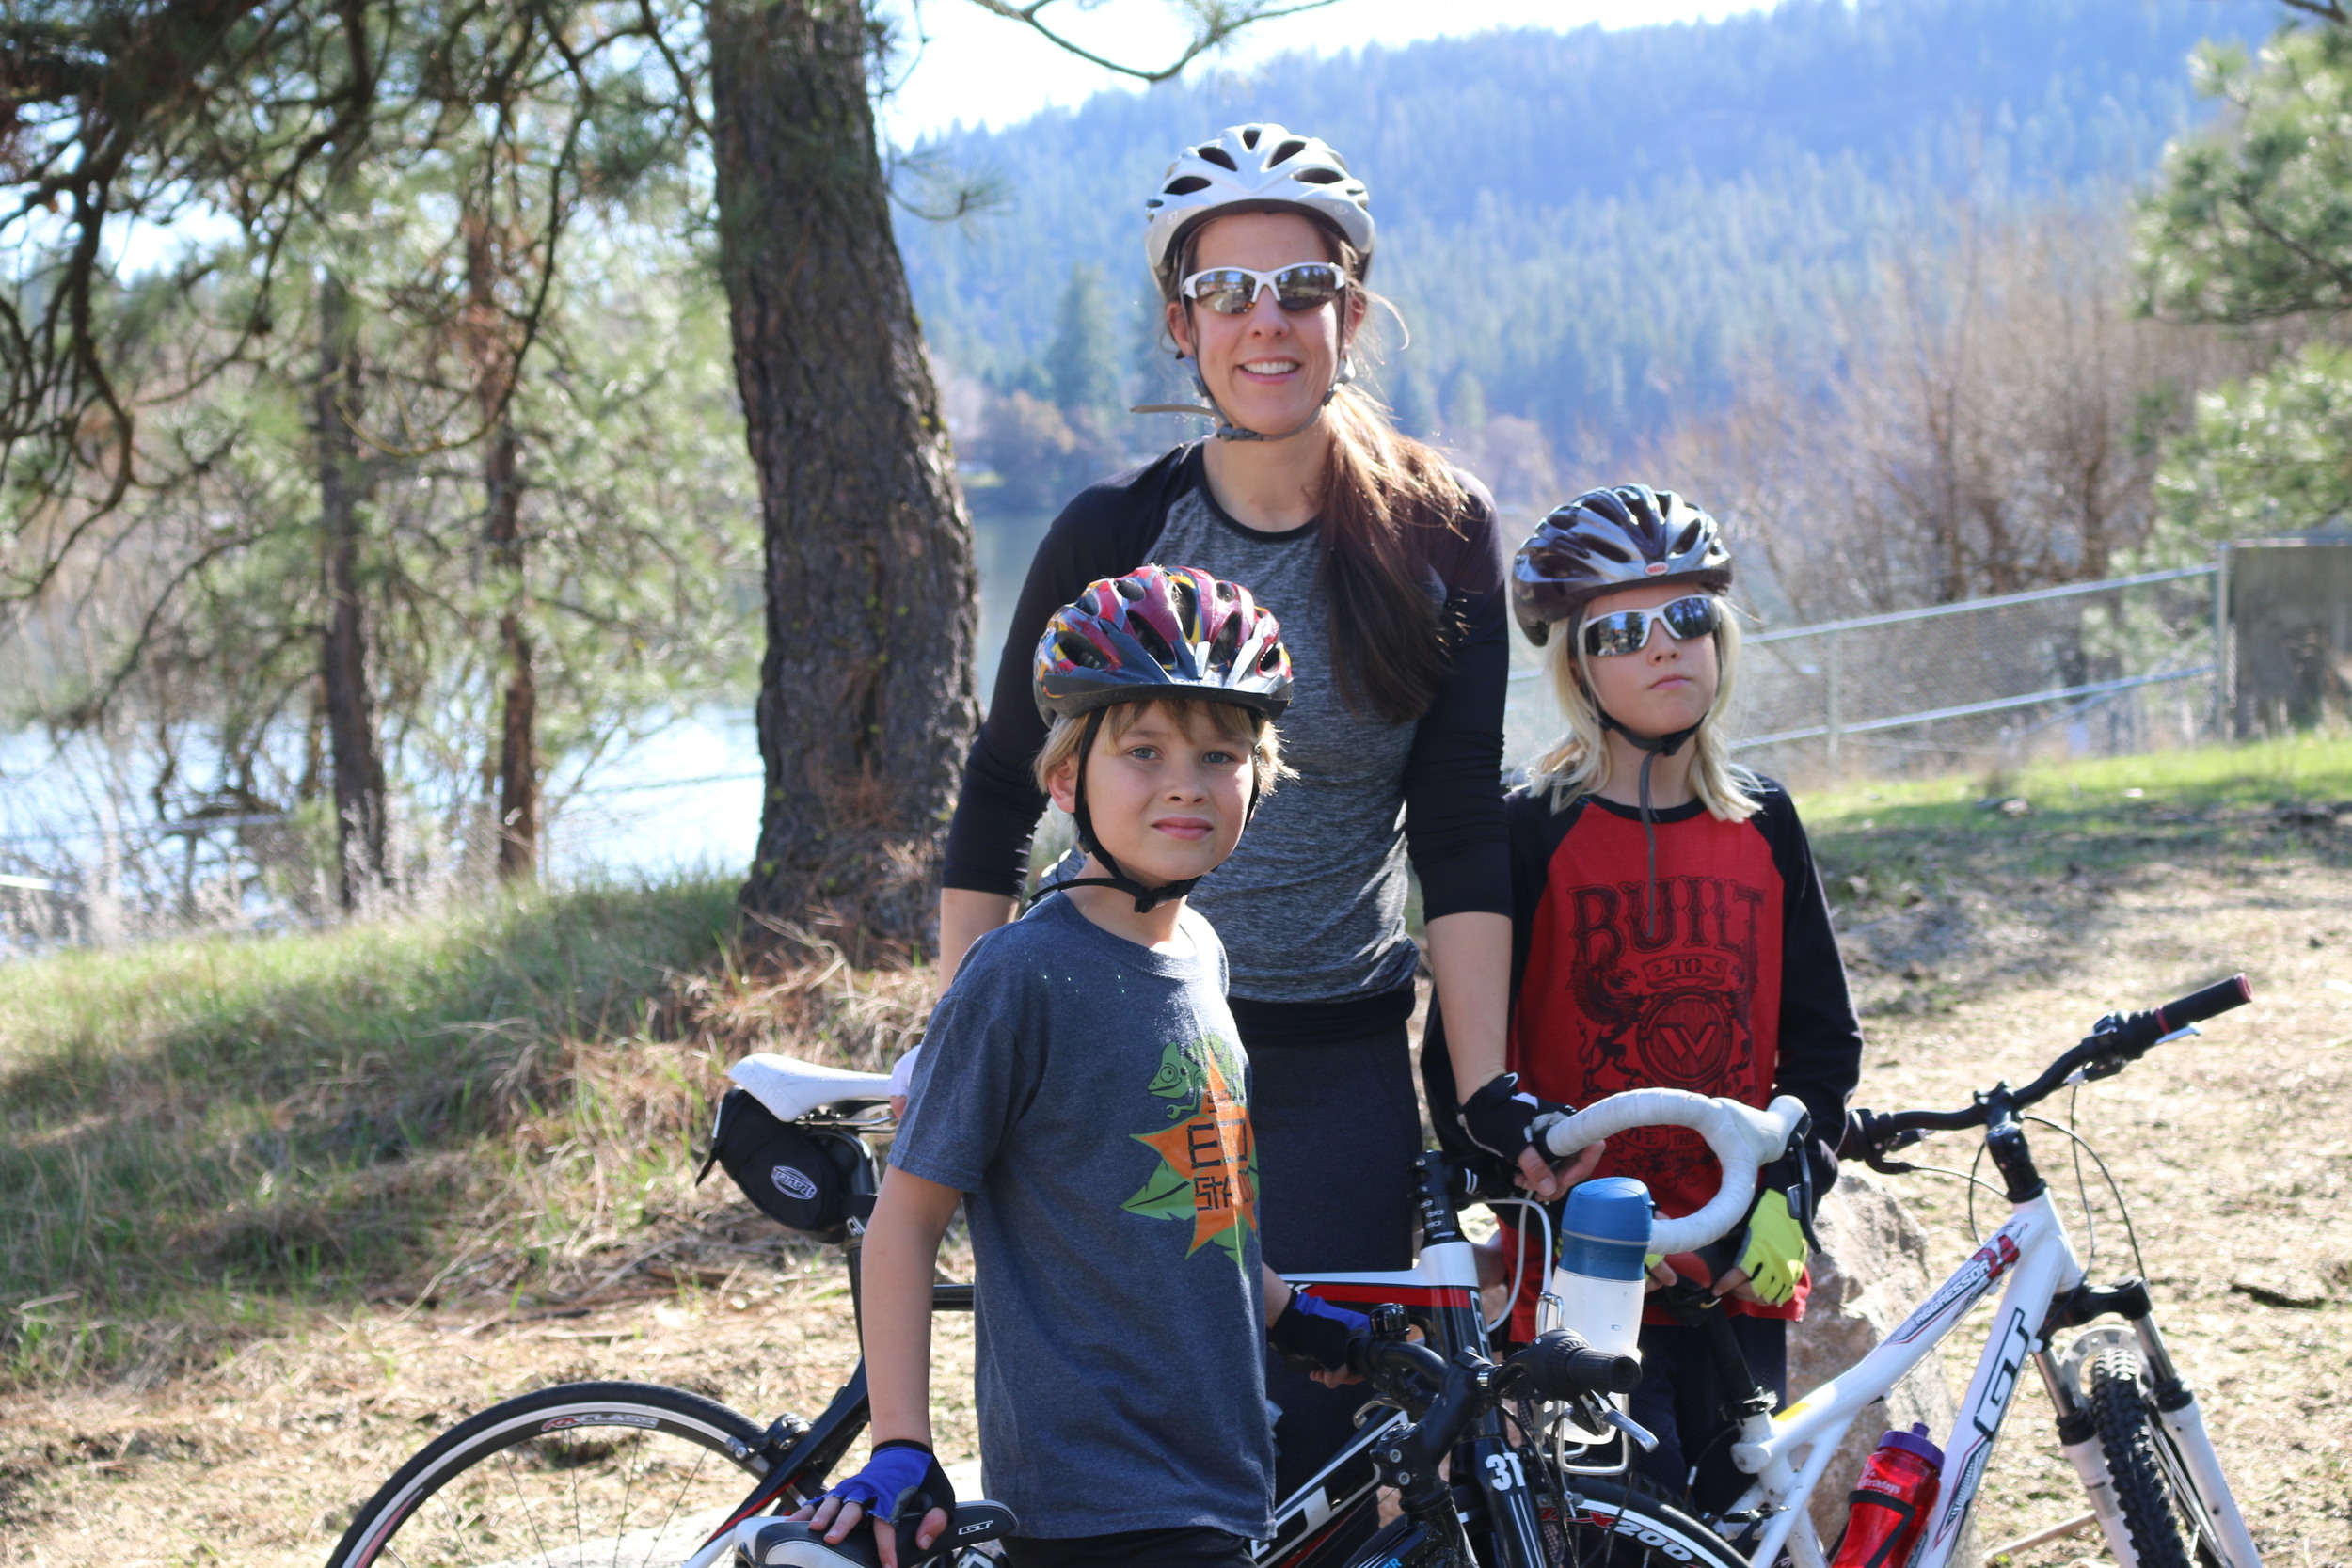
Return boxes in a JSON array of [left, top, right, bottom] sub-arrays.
[[2, 740, 2349, 1564], [0, 883, 939, 1390]]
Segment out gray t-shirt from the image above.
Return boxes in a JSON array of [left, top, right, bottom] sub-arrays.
[[1151, 489, 1424, 1001], [892, 893, 1275, 1541]]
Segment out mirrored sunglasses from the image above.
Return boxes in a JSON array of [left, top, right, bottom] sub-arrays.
[[1581, 594, 1723, 657], [1178, 262, 1348, 316]]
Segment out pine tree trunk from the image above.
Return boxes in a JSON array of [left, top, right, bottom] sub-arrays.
[[315, 269, 389, 908], [487, 424, 537, 881], [467, 211, 537, 881], [708, 0, 979, 955]]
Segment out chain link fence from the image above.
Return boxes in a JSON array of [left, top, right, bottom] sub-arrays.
[[1504, 563, 2226, 784]]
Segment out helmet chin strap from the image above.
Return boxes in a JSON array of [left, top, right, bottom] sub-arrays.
[[1044, 708, 1265, 915], [1595, 705, 1703, 943]]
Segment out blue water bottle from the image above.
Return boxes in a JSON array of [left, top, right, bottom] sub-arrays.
[[1550, 1177, 1653, 1358]]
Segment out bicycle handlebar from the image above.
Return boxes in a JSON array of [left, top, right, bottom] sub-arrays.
[[1844, 974, 2252, 1158], [1539, 1089, 1809, 1254], [1519, 1328, 1644, 1399]]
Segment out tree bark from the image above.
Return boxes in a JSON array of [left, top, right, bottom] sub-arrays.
[[487, 426, 537, 881], [467, 210, 538, 881], [708, 0, 979, 956], [315, 268, 389, 907]]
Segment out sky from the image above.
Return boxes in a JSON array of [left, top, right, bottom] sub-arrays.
[[873, 0, 1776, 145]]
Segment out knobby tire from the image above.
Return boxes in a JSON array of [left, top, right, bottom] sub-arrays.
[[324, 1379, 769, 1568], [2088, 1346, 2205, 1568]]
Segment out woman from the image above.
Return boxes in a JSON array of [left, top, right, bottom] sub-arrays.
[[922, 123, 1584, 1496]]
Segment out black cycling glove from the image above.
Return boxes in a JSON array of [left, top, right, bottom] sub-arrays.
[[1457, 1072, 1573, 1170], [1268, 1291, 1371, 1376]]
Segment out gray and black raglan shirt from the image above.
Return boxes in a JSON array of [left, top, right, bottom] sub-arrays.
[[892, 892, 1275, 1540], [943, 443, 1513, 1006]]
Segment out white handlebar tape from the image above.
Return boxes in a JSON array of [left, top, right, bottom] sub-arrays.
[[1541, 1089, 1810, 1256]]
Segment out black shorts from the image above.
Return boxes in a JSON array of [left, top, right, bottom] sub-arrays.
[[1006, 1527, 1254, 1568]]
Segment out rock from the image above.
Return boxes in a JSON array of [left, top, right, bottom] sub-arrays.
[[1788, 1170, 1965, 1560]]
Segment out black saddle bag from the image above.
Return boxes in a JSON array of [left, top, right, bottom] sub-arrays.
[[696, 1086, 878, 1243]]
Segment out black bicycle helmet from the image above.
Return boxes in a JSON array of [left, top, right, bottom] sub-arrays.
[[1511, 484, 1732, 646]]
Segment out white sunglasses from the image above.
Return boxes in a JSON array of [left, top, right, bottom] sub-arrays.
[[1177, 262, 1348, 316]]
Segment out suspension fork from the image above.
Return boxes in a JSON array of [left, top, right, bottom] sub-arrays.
[[2043, 1278, 2265, 1568]]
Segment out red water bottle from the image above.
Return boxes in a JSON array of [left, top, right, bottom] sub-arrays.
[[1829, 1424, 1943, 1568]]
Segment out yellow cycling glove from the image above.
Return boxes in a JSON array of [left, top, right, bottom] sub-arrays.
[[1732, 1189, 1808, 1307]]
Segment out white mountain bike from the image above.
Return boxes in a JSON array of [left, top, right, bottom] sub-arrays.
[[1519, 971, 2264, 1568]]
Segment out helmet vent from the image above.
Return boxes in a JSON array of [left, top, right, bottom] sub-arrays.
[[1196, 145, 1238, 171], [1208, 610, 1241, 671], [1270, 138, 1307, 165], [1671, 520, 1703, 555], [1169, 576, 1200, 638], [1587, 537, 1637, 564], [1113, 576, 1145, 600], [1257, 642, 1284, 674], [1129, 616, 1178, 669], [1292, 166, 1343, 184], [1056, 631, 1110, 670], [1164, 175, 1212, 197], [1239, 125, 1262, 149]]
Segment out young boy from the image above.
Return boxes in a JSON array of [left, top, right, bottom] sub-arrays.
[[797, 565, 1367, 1568]]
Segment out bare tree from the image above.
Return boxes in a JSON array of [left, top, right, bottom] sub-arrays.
[[1652, 203, 2282, 621]]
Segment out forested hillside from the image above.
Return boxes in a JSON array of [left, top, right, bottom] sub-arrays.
[[899, 0, 2271, 474]]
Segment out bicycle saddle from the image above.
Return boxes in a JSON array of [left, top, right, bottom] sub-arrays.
[[731, 1053, 896, 1123], [733, 1502, 1019, 1566]]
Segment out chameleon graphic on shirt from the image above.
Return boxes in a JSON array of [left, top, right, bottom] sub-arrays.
[[1123, 1034, 1257, 1263]]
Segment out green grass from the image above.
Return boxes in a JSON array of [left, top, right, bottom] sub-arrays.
[[0, 879, 741, 1384], [1797, 733, 2352, 903]]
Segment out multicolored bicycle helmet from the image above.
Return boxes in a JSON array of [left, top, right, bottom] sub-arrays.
[[1143, 122, 1374, 284], [1033, 563, 1293, 722], [1511, 484, 1733, 647], [1032, 565, 1291, 912]]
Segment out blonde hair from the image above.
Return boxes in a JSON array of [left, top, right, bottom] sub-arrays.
[[1033, 697, 1289, 800], [1529, 595, 1762, 821]]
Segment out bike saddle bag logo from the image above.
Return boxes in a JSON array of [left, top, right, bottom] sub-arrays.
[[696, 1086, 877, 1243]]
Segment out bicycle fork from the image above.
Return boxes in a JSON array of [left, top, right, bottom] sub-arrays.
[[2038, 1279, 2265, 1568]]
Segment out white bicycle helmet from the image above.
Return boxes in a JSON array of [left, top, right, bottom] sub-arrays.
[[1143, 122, 1374, 282]]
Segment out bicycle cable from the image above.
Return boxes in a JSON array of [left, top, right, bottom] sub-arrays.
[[1483, 1196, 1555, 1338], [2065, 1082, 2097, 1275], [2026, 1109, 2149, 1284]]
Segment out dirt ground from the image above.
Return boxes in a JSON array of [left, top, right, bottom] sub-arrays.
[[3, 857, 2348, 1566]]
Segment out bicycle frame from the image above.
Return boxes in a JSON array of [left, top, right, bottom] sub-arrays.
[[1719, 1196, 2073, 1568], [1718, 1181, 2259, 1568]]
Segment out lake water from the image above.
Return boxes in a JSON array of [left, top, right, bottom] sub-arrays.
[[0, 503, 1561, 927]]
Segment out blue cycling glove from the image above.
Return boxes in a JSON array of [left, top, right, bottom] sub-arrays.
[[1270, 1291, 1371, 1375], [825, 1439, 956, 1561]]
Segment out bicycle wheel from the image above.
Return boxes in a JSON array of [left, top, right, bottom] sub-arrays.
[[326, 1380, 771, 1568], [2088, 1345, 2217, 1568], [1549, 1478, 1748, 1568]]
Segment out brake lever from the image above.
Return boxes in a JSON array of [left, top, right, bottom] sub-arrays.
[[1600, 1406, 1660, 1453]]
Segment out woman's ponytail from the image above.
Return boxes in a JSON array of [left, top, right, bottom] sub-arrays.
[[1314, 386, 1471, 723]]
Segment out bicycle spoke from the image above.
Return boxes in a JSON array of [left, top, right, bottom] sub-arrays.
[[501, 1440, 559, 1567], [639, 1447, 714, 1568]]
